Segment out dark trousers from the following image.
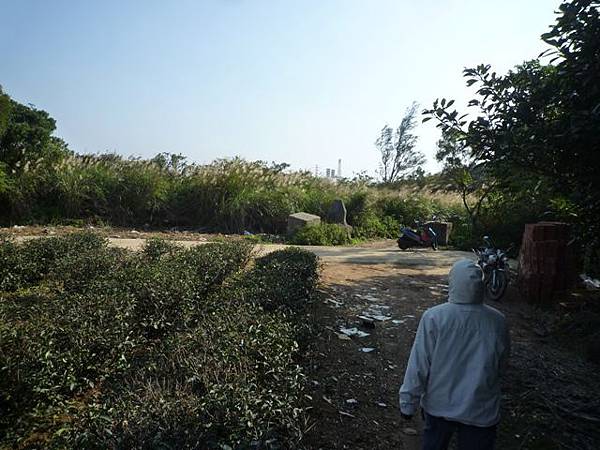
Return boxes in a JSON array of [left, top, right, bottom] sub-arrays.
[[422, 412, 497, 450]]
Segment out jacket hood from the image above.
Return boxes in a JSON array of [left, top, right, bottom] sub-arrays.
[[448, 259, 484, 304]]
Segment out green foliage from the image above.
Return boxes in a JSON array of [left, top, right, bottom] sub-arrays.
[[0, 234, 318, 448], [0, 93, 63, 173], [141, 237, 181, 260], [424, 0, 600, 273], [375, 102, 425, 183], [246, 248, 319, 312], [0, 231, 108, 291], [351, 212, 399, 240], [291, 223, 351, 246]]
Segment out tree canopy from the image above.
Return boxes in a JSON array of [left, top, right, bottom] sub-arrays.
[[424, 0, 600, 271], [376, 102, 425, 183]]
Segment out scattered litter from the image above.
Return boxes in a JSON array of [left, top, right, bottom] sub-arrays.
[[325, 298, 344, 308], [370, 314, 392, 321], [322, 396, 333, 405], [392, 319, 407, 325], [339, 410, 355, 418], [376, 402, 387, 407], [346, 398, 358, 404], [403, 427, 418, 436], [311, 380, 320, 386], [336, 333, 352, 341], [339, 327, 370, 338], [360, 347, 375, 353], [359, 304, 393, 322], [359, 316, 376, 329], [580, 274, 600, 289], [243, 230, 253, 235], [403, 314, 416, 319]]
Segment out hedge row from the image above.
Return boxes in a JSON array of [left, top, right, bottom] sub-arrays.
[[0, 232, 319, 449]]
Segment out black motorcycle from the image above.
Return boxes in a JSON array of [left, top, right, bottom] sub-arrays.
[[473, 236, 511, 301]]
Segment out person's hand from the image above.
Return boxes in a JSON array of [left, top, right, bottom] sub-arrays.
[[400, 412, 413, 421]]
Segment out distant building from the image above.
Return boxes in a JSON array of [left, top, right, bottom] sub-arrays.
[[316, 159, 342, 180]]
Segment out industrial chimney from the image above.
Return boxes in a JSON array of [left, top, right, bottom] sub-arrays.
[[337, 159, 342, 178]]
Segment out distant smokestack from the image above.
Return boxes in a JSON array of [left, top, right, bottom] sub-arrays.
[[338, 159, 342, 178], [331, 169, 335, 178], [326, 168, 331, 178]]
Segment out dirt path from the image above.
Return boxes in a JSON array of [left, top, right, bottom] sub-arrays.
[[301, 249, 600, 450], [301, 251, 464, 450]]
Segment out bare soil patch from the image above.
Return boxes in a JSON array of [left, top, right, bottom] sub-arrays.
[[301, 258, 600, 449]]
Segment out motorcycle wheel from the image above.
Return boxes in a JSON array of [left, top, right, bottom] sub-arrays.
[[486, 270, 508, 301], [397, 238, 410, 250]]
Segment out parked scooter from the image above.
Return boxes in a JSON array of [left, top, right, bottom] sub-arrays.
[[397, 221, 438, 250], [473, 235, 511, 301]]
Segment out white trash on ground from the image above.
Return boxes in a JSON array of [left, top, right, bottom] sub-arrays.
[[339, 327, 370, 338], [580, 274, 600, 289]]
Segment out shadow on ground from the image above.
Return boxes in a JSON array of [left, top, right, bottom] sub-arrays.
[[300, 262, 600, 450]]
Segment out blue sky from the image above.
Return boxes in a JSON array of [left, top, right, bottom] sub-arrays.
[[1, 0, 561, 177]]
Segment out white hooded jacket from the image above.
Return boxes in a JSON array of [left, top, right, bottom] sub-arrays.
[[399, 259, 510, 427]]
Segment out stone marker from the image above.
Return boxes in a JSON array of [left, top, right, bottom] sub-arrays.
[[287, 212, 321, 236], [327, 199, 353, 237], [328, 199, 349, 225]]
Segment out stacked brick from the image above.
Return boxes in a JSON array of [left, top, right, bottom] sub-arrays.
[[518, 222, 571, 304]]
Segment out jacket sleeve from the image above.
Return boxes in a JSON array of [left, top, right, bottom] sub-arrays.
[[399, 310, 436, 416]]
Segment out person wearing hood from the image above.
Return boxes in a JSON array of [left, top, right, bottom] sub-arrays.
[[399, 259, 510, 450]]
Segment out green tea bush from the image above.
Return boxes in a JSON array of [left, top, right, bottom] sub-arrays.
[[0, 234, 20, 291], [0, 231, 108, 291], [246, 247, 319, 313], [81, 301, 305, 449], [141, 237, 182, 261], [0, 235, 317, 449], [290, 223, 351, 246]]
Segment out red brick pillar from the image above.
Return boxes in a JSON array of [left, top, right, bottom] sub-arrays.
[[518, 222, 571, 304]]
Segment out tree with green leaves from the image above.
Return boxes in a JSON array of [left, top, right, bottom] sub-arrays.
[[376, 102, 425, 183], [434, 131, 498, 232], [424, 0, 600, 272], [0, 89, 68, 173]]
